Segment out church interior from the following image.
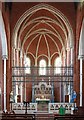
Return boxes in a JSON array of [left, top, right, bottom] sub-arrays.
[[0, 1, 84, 120]]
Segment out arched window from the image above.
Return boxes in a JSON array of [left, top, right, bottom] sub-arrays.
[[25, 57, 31, 74], [54, 57, 61, 74], [39, 59, 46, 75]]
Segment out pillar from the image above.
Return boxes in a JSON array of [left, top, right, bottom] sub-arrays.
[[20, 50, 23, 102], [15, 49, 19, 103], [24, 53, 26, 101], [3, 58, 7, 111], [82, 61, 84, 106], [70, 47, 73, 66], [80, 59, 83, 106]]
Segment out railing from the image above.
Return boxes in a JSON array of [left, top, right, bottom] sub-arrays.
[[12, 103, 37, 114], [12, 66, 73, 77], [49, 103, 76, 114], [12, 102, 76, 114]]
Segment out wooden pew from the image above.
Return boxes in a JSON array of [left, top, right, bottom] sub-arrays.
[[1, 113, 35, 120], [54, 114, 84, 120]]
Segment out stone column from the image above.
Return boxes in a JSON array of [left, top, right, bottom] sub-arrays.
[[13, 48, 15, 66], [24, 53, 26, 101], [82, 61, 84, 106], [48, 59, 51, 85], [3, 58, 7, 111], [80, 59, 83, 106], [78, 18, 84, 106], [15, 49, 19, 103], [20, 50, 23, 102], [70, 47, 73, 66]]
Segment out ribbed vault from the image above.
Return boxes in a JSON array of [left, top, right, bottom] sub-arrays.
[[12, 3, 74, 65]]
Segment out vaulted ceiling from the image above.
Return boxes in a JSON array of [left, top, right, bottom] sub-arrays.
[[12, 3, 74, 63]]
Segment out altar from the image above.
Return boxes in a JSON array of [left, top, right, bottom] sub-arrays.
[[36, 98, 50, 103], [36, 98, 50, 111]]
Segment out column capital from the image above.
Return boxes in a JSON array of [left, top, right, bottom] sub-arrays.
[[78, 55, 84, 60], [2, 55, 8, 60]]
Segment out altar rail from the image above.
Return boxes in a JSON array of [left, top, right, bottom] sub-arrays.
[[12, 102, 76, 114], [49, 103, 76, 114], [12, 103, 37, 114]]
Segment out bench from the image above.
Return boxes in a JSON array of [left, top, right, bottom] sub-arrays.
[[54, 114, 84, 120], [1, 113, 35, 120]]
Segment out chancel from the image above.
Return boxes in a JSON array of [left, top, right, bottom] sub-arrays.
[[0, 1, 84, 120]]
